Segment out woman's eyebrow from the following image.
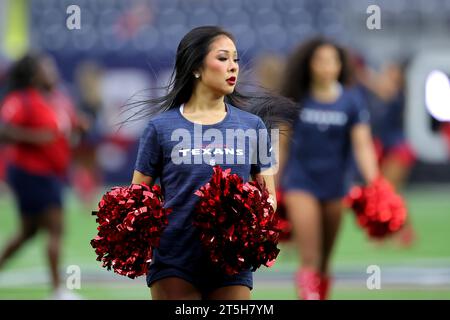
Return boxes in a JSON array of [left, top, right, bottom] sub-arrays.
[[217, 49, 238, 54]]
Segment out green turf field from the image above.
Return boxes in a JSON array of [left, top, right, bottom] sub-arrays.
[[1, 184, 449, 300]]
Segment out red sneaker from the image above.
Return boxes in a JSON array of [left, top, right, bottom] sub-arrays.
[[295, 268, 321, 300]]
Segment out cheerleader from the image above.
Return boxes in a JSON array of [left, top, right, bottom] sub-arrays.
[[130, 26, 277, 300], [0, 53, 83, 299], [280, 38, 379, 300]]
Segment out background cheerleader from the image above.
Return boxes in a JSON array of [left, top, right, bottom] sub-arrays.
[[280, 38, 379, 300], [0, 53, 85, 299]]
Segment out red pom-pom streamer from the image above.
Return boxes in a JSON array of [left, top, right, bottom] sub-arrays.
[[194, 165, 281, 275], [91, 184, 171, 278], [345, 176, 407, 239]]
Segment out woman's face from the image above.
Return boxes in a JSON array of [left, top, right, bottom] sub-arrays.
[[197, 35, 239, 96], [310, 44, 341, 86]]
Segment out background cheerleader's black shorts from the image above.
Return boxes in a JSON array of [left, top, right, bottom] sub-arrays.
[[6, 165, 64, 216], [281, 162, 348, 201]]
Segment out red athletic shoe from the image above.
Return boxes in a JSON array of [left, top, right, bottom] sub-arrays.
[[295, 268, 321, 300], [319, 275, 332, 300]]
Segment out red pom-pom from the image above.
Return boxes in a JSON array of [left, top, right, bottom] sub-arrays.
[[193, 165, 281, 275], [345, 177, 407, 239], [91, 184, 171, 278]]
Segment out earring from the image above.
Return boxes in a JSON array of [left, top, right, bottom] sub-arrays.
[[194, 73, 200, 78]]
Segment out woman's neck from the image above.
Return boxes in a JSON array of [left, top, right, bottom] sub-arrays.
[[184, 85, 225, 113], [310, 81, 341, 103]]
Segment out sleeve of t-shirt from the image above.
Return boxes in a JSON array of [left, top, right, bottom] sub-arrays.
[[251, 118, 276, 175], [348, 89, 370, 127], [0, 94, 27, 125], [134, 121, 162, 179]]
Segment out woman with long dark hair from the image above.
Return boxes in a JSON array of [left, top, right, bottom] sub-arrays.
[[280, 38, 379, 300], [130, 26, 279, 300], [0, 53, 82, 299]]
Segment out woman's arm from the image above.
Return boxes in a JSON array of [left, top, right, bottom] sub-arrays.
[[132, 170, 154, 186], [252, 170, 277, 212], [351, 123, 379, 184], [0, 123, 56, 145]]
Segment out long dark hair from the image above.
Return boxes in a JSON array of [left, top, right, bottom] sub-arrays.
[[7, 52, 42, 92], [281, 37, 352, 103], [122, 26, 297, 131], [242, 93, 299, 132]]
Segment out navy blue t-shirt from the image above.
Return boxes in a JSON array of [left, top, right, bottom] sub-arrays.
[[134, 104, 273, 275], [281, 88, 369, 200]]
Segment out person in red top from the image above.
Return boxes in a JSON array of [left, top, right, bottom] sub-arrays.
[[0, 53, 83, 299]]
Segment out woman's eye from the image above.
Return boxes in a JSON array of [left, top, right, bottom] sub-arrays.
[[218, 57, 239, 63]]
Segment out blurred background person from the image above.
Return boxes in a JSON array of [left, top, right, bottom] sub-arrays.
[[353, 58, 417, 247], [250, 53, 292, 184], [0, 52, 85, 299], [280, 38, 379, 300], [71, 61, 104, 207], [252, 53, 286, 95]]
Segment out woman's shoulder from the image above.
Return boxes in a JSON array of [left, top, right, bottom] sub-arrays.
[[145, 107, 181, 126], [138, 109, 179, 139], [228, 104, 264, 127], [341, 86, 368, 112]]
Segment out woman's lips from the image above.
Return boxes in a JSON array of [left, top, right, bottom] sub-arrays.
[[226, 76, 236, 85]]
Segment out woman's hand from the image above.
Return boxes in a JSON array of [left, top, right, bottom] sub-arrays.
[[267, 193, 277, 212], [253, 170, 277, 212]]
